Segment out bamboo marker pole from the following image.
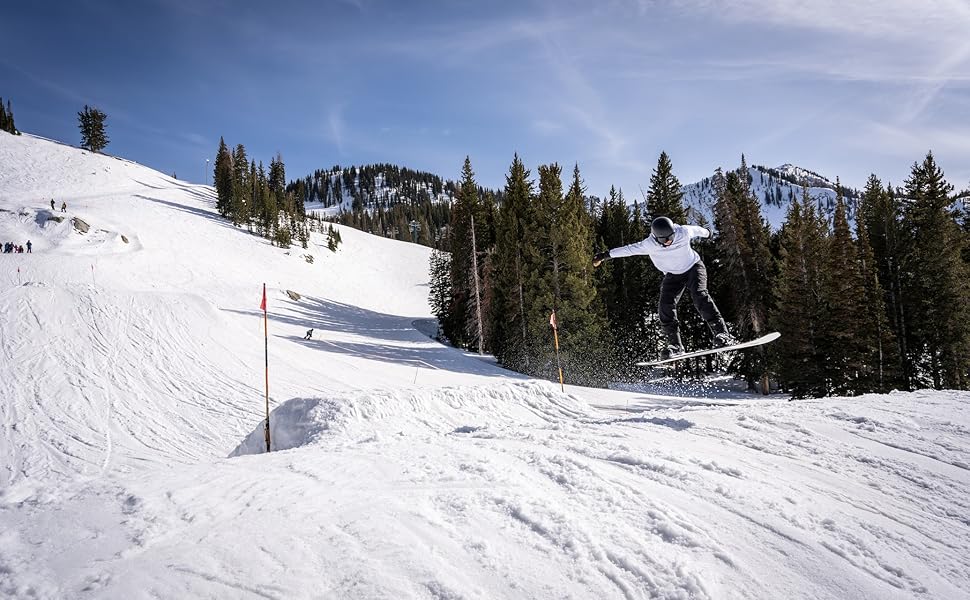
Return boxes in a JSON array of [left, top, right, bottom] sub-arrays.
[[550, 310, 564, 392]]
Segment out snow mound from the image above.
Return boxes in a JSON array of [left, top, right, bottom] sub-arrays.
[[230, 381, 598, 456], [0, 205, 139, 255]]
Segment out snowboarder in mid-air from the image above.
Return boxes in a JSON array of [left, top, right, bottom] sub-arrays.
[[593, 216, 736, 360]]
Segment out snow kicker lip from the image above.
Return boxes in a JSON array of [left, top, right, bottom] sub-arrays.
[[229, 381, 597, 457]]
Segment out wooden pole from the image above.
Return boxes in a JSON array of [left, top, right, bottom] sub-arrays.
[[550, 310, 564, 392]]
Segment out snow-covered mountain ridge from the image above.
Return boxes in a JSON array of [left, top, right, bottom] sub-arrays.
[[297, 158, 859, 234], [1, 132, 968, 599], [681, 163, 861, 230]]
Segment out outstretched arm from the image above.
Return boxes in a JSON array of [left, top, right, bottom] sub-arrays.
[[684, 225, 711, 240]]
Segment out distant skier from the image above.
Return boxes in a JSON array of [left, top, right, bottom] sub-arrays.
[[303, 329, 313, 340], [50, 199, 55, 210], [61, 201, 67, 212], [26, 240, 32, 253], [593, 216, 736, 359]]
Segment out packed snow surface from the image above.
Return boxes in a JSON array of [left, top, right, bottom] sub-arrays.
[[1, 133, 968, 599]]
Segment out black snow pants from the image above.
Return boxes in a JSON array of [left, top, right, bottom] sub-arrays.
[[658, 261, 725, 346]]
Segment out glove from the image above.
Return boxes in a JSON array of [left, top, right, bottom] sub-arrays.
[[592, 250, 610, 267]]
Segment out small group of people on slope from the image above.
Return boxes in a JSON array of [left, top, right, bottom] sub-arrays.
[[593, 216, 736, 360], [3, 240, 31, 253]]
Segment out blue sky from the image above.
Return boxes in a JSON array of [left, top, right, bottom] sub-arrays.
[[3, 0, 969, 196]]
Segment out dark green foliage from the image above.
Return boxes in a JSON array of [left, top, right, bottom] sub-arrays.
[[428, 248, 452, 341], [489, 154, 534, 371], [854, 204, 902, 392], [594, 188, 655, 368], [899, 153, 970, 389], [772, 186, 829, 398], [712, 160, 774, 390], [231, 144, 250, 227], [0, 97, 19, 134], [214, 138, 233, 217], [519, 163, 609, 385], [442, 157, 491, 350], [819, 182, 881, 395], [211, 139, 303, 248], [857, 175, 908, 382], [646, 151, 686, 222], [77, 105, 109, 152], [302, 163, 457, 248]]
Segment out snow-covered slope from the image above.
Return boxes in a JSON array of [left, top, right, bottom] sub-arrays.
[[1, 133, 968, 599]]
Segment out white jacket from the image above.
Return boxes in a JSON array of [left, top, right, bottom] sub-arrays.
[[609, 224, 710, 274]]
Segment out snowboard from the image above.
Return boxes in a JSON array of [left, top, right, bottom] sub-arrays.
[[636, 332, 781, 367]]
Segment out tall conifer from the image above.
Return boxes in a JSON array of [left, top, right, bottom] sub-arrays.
[[490, 154, 534, 371], [820, 182, 872, 395], [445, 157, 488, 349], [901, 153, 970, 389], [772, 186, 829, 397], [214, 138, 234, 217], [714, 166, 774, 389], [854, 205, 901, 392], [523, 164, 608, 385], [77, 105, 109, 152]]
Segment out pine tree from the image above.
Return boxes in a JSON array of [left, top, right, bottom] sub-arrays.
[[444, 157, 489, 349], [857, 174, 907, 389], [772, 185, 829, 397], [854, 205, 901, 392], [77, 105, 109, 152], [490, 154, 534, 371], [646, 151, 686, 222], [247, 160, 258, 233], [713, 165, 774, 390], [522, 163, 608, 385], [900, 152, 970, 389], [213, 138, 234, 217], [0, 98, 17, 134], [428, 248, 452, 340], [819, 182, 873, 395], [230, 144, 249, 226]]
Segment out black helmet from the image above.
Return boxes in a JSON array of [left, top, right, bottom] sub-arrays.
[[651, 216, 675, 244]]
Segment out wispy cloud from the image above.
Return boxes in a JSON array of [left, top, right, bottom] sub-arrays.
[[662, 0, 970, 40], [660, 0, 970, 125]]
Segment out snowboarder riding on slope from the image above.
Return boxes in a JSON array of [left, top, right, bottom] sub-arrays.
[[593, 216, 736, 360]]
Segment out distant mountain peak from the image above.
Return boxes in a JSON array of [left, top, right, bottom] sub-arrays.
[[680, 162, 859, 231]]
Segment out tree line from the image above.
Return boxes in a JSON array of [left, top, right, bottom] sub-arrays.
[[291, 163, 461, 248], [430, 152, 970, 397], [212, 138, 310, 249]]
